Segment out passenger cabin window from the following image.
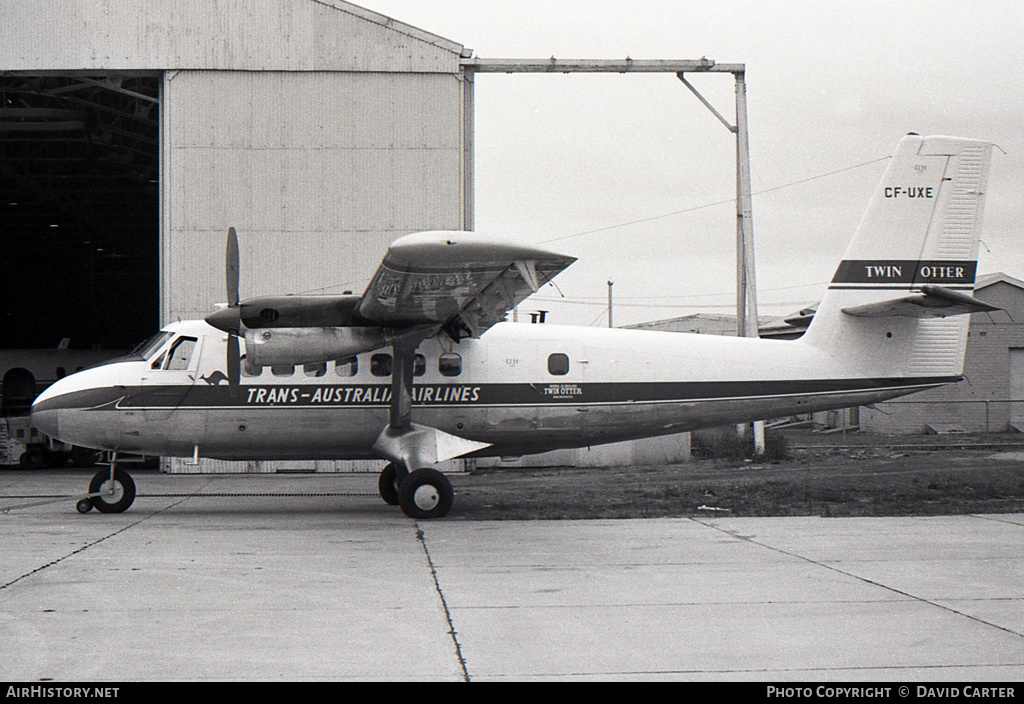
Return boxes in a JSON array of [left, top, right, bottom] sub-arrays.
[[371, 354, 392, 377], [271, 365, 295, 377], [414, 354, 426, 377], [335, 357, 357, 377], [165, 337, 197, 371], [548, 353, 570, 376], [439, 352, 462, 377]]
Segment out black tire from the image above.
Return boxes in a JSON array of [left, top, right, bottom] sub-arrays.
[[398, 468, 453, 519], [19, 448, 44, 469], [88, 468, 136, 514], [378, 463, 401, 506]]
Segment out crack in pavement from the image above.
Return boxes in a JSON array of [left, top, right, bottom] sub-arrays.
[[415, 522, 470, 682], [0, 493, 202, 591]]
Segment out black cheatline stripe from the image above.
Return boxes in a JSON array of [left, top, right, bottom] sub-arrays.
[[44, 376, 959, 413]]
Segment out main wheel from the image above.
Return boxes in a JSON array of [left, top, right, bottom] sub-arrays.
[[87, 468, 136, 514], [378, 463, 401, 506], [398, 468, 453, 519]]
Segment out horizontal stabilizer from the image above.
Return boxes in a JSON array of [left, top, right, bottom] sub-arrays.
[[841, 285, 1001, 319]]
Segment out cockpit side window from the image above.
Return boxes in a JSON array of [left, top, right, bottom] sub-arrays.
[[164, 337, 198, 371], [134, 331, 174, 361]]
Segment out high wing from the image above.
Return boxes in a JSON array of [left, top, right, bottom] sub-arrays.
[[206, 229, 575, 368], [355, 231, 576, 340], [841, 285, 1001, 319]]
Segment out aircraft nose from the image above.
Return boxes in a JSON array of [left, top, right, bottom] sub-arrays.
[[31, 384, 66, 439], [30, 405, 60, 440]]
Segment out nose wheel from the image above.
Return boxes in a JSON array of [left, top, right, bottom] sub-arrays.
[[79, 455, 136, 514]]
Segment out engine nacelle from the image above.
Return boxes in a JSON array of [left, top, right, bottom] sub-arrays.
[[245, 326, 389, 368]]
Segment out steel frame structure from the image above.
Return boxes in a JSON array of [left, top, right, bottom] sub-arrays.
[[460, 56, 759, 339], [461, 57, 765, 452]]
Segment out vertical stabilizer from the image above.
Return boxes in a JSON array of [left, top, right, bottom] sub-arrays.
[[801, 134, 994, 379]]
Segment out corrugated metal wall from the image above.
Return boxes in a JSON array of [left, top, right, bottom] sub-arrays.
[[159, 70, 468, 474], [1, 0, 462, 73], [861, 281, 1024, 434], [162, 70, 467, 323]]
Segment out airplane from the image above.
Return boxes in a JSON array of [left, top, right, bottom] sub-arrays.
[[31, 133, 1000, 519]]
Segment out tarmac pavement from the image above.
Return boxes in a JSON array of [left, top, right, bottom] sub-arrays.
[[1, 469, 1023, 682]]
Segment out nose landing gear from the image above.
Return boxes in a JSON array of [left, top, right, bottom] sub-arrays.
[[78, 453, 136, 514]]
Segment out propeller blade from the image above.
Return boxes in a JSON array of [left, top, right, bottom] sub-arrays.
[[206, 227, 243, 334], [226, 227, 240, 308], [226, 332, 241, 396]]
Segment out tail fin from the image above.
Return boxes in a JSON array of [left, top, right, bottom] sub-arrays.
[[801, 134, 995, 379]]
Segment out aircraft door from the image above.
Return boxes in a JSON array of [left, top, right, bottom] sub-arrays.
[[140, 335, 201, 420]]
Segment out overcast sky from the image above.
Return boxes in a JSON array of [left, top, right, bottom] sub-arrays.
[[363, 0, 1023, 327]]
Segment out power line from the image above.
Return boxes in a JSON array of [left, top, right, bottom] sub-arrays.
[[539, 155, 891, 245], [531, 280, 828, 305]]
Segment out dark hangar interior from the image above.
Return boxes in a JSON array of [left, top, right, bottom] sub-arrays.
[[1, 74, 160, 350]]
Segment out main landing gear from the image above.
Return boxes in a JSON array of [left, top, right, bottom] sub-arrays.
[[378, 463, 454, 519], [76, 453, 136, 514]]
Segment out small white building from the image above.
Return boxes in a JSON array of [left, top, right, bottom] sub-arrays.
[[860, 274, 1024, 434]]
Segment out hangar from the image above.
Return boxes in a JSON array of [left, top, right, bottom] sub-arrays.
[[1, 0, 472, 347], [2, 0, 473, 469]]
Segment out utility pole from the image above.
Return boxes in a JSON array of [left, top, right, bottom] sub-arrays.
[[607, 280, 614, 328]]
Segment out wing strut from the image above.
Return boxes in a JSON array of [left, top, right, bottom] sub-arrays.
[[372, 335, 490, 473], [389, 337, 418, 432]]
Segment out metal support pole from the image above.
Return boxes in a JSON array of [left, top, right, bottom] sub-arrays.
[[734, 71, 764, 455], [607, 280, 614, 328], [462, 66, 475, 231], [734, 71, 758, 340], [464, 57, 762, 450]]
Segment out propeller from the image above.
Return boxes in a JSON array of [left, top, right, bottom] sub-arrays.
[[205, 227, 243, 394]]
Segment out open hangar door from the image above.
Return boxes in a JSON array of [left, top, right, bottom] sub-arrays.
[[0, 73, 160, 351]]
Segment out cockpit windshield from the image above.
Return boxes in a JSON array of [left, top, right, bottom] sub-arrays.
[[131, 331, 174, 361]]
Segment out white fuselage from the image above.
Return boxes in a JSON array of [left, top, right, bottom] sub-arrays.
[[31, 319, 953, 462]]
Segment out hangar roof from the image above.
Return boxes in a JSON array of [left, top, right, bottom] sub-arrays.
[[0, 0, 466, 73]]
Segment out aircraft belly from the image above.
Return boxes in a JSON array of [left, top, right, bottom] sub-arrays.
[[196, 406, 385, 461]]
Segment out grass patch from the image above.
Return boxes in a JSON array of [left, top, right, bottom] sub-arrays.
[[454, 439, 1024, 520]]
